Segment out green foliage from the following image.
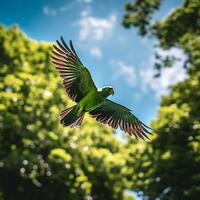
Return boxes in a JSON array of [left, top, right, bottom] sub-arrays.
[[123, 0, 200, 73], [0, 25, 136, 200], [152, 0, 200, 48], [123, 0, 161, 35], [123, 0, 200, 199]]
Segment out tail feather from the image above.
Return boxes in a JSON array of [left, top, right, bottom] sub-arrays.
[[59, 107, 74, 121], [59, 106, 85, 127], [69, 113, 85, 128]]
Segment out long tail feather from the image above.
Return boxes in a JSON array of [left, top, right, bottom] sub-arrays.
[[60, 107, 74, 121], [69, 113, 85, 128], [59, 106, 85, 127]]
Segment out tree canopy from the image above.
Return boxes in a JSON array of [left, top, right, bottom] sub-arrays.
[[123, 0, 200, 199]]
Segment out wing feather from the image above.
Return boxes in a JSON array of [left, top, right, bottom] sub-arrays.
[[90, 99, 153, 140], [51, 37, 97, 102]]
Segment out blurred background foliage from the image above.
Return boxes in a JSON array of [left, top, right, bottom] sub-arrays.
[[0, 0, 200, 199], [123, 0, 200, 199]]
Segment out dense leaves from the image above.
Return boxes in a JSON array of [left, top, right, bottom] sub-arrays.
[[123, 0, 161, 35], [123, 0, 200, 199], [0, 25, 138, 200]]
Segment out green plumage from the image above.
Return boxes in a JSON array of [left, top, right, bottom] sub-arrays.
[[51, 37, 153, 139]]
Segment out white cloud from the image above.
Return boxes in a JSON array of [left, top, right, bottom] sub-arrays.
[[43, 6, 57, 16], [77, 8, 116, 58], [80, 5, 92, 17], [78, 12, 117, 41], [110, 60, 136, 86], [59, 2, 77, 12], [154, 47, 186, 62], [140, 48, 188, 97], [89, 46, 102, 58], [81, 10, 90, 17], [43, 1, 79, 16]]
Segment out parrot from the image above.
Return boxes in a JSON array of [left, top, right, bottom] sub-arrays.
[[51, 37, 153, 139]]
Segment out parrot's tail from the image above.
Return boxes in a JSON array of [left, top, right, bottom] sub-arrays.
[[59, 105, 85, 127]]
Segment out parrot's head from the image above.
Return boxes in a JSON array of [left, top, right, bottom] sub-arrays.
[[100, 86, 114, 97]]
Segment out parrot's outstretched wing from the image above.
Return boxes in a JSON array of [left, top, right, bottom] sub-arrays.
[[90, 99, 153, 139], [51, 37, 97, 102]]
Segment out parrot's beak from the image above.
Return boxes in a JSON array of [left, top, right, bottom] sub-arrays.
[[111, 89, 114, 96]]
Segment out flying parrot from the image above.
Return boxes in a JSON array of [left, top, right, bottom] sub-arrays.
[[51, 37, 153, 139]]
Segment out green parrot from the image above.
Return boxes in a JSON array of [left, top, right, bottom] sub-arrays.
[[51, 37, 153, 139]]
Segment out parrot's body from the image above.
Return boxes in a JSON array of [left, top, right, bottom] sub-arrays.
[[79, 89, 108, 112], [61, 88, 112, 127], [51, 37, 153, 139]]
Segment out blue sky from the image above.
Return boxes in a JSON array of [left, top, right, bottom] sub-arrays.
[[0, 0, 185, 126]]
